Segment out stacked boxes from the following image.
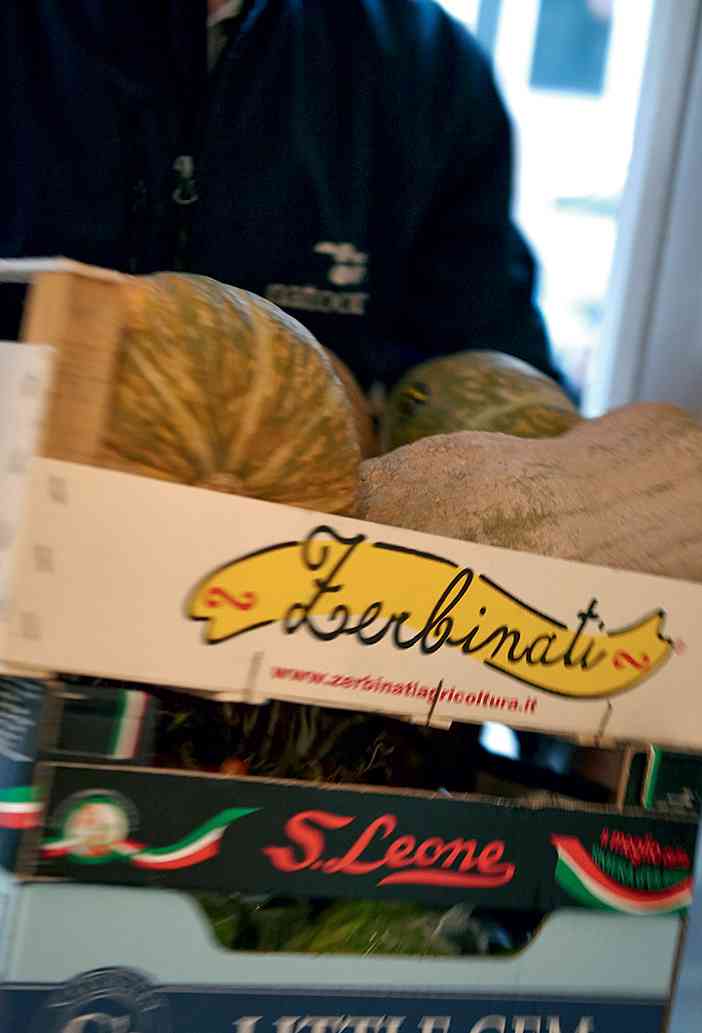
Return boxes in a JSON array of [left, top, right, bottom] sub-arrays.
[[0, 678, 697, 1033], [1, 262, 702, 1032]]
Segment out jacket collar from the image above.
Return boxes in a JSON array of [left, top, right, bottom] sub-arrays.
[[208, 1, 245, 28]]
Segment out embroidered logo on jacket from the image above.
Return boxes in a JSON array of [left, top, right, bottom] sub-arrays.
[[314, 241, 368, 285], [266, 242, 369, 316]]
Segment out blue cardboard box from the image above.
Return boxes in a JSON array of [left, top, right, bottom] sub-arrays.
[[0, 882, 685, 1033]]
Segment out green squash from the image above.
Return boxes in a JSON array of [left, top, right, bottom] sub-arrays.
[[384, 351, 580, 450]]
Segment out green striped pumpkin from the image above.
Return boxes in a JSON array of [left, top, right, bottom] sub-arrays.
[[384, 351, 580, 450], [99, 273, 361, 514]]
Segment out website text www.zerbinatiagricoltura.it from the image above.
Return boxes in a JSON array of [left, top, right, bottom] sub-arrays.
[[270, 666, 538, 715]]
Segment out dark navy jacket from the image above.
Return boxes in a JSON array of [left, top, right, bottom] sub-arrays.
[[2, 0, 558, 389]]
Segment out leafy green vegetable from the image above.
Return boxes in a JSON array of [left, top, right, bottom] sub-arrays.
[[248, 898, 314, 951], [153, 693, 480, 791], [281, 900, 461, 957], [196, 894, 251, 949], [194, 895, 535, 958]]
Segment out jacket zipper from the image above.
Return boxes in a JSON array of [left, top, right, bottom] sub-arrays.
[[172, 154, 200, 271], [128, 176, 149, 274], [171, 3, 264, 272]]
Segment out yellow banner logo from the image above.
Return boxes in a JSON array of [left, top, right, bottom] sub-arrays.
[[187, 525, 673, 699]]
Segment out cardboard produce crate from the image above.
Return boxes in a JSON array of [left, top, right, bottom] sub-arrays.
[[0, 678, 696, 1033], [0, 881, 687, 1033], [2, 261, 702, 751], [0, 680, 697, 922], [1, 259, 701, 1033]]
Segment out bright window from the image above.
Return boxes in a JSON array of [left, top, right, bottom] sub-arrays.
[[438, 0, 655, 393]]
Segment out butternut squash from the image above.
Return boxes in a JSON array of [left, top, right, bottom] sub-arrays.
[[358, 404, 702, 582]]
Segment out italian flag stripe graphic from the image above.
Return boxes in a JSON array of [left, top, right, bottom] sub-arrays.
[[130, 826, 224, 870], [551, 835, 693, 914], [42, 838, 71, 857], [41, 807, 258, 869], [0, 785, 43, 829], [110, 690, 148, 759]]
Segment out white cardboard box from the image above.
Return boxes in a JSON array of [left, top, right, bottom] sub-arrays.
[[2, 408, 702, 747], [2, 262, 702, 748]]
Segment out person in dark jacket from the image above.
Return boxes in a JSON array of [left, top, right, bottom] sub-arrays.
[[1, 0, 560, 392]]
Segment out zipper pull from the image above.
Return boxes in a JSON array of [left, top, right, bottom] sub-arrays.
[[128, 179, 148, 273], [173, 155, 199, 206]]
